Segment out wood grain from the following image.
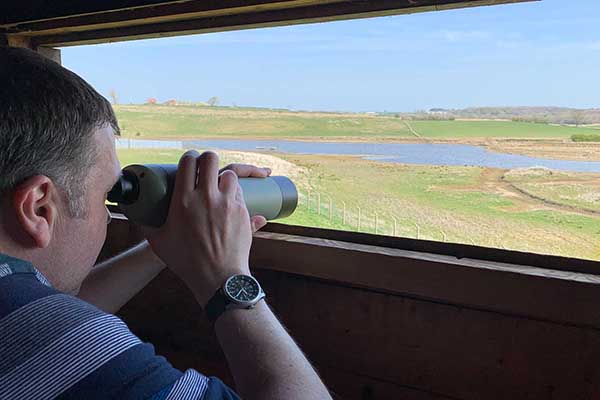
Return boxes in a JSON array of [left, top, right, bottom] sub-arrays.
[[0, 0, 537, 47]]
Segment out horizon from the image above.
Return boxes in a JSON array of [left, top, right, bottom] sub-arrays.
[[114, 103, 600, 114], [62, 0, 600, 113]]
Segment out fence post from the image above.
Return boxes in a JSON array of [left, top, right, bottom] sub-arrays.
[[317, 193, 321, 216], [357, 206, 362, 232], [374, 212, 379, 234], [391, 216, 398, 236], [342, 201, 347, 225], [414, 223, 420, 239], [329, 198, 333, 221]]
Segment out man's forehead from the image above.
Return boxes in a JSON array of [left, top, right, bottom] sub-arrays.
[[94, 125, 121, 184]]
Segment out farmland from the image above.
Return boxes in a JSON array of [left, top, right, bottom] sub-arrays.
[[114, 105, 600, 141]]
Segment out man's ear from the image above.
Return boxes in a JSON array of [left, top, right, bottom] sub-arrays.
[[12, 175, 60, 249]]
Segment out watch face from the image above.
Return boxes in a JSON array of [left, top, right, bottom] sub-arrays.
[[225, 275, 261, 303]]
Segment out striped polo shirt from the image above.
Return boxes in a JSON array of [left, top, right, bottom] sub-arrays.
[[0, 253, 240, 400]]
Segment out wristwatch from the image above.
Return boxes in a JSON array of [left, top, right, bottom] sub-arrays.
[[205, 274, 266, 323]]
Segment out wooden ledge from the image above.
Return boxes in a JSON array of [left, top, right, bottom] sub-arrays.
[[250, 230, 600, 330], [104, 214, 600, 330]]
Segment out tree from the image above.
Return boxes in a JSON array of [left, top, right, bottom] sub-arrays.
[[573, 111, 586, 127], [207, 96, 219, 107], [146, 97, 158, 105], [109, 89, 118, 105]]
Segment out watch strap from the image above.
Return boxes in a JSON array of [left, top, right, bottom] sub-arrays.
[[205, 288, 229, 323]]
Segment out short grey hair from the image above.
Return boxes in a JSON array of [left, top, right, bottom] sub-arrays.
[[0, 47, 119, 218]]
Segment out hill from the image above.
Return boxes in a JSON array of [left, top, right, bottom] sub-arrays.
[[114, 104, 600, 140], [391, 106, 600, 125]]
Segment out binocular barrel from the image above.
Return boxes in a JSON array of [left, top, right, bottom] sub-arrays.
[[108, 164, 298, 228]]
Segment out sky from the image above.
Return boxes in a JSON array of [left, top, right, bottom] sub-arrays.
[[62, 0, 600, 113]]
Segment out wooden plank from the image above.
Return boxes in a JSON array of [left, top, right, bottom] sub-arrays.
[[0, 0, 535, 28], [262, 222, 600, 276], [1, 0, 342, 34], [257, 271, 600, 400], [117, 267, 600, 400], [250, 231, 600, 329], [35, 46, 61, 64], [104, 217, 600, 329], [0, 0, 179, 25], [0, 34, 61, 64], [5, 0, 536, 47], [5, 34, 31, 48]]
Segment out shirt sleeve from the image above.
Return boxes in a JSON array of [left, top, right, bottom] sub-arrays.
[[152, 370, 241, 400]]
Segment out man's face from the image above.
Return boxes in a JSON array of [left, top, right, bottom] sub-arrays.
[[52, 125, 121, 293]]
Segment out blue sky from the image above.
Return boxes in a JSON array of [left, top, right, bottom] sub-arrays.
[[62, 0, 600, 112]]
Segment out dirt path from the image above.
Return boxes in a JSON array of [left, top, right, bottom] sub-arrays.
[[478, 168, 600, 218], [402, 120, 425, 139]]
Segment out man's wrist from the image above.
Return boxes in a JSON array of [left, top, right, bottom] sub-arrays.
[[204, 273, 265, 323], [214, 298, 269, 329], [189, 267, 252, 307], [138, 241, 166, 269]]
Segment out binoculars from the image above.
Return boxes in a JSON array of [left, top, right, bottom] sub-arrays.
[[108, 164, 298, 227]]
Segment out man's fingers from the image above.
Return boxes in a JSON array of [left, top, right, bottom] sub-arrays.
[[250, 215, 267, 232], [174, 150, 200, 197], [220, 163, 271, 178], [196, 151, 220, 197], [218, 170, 239, 197]]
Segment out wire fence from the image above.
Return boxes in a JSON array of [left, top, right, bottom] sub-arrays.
[[297, 189, 449, 241]]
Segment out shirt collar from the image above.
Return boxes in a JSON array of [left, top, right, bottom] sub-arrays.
[[0, 253, 53, 288]]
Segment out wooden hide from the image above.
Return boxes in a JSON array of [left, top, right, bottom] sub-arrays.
[[104, 218, 600, 399], [0, 0, 537, 47]]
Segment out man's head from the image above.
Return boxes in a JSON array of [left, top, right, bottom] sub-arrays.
[[0, 47, 122, 293]]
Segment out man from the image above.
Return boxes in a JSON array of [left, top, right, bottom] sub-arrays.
[[0, 47, 331, 399]]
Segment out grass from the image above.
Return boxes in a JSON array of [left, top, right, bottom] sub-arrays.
[[114, 104, 600, 140], [116, 148, 600, 261], [504, 169, 600, 213], [572, 133, 600, 142], [410, 120, 592, 138]]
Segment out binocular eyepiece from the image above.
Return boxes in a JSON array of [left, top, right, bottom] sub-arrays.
[[108, 164, 298, 228]]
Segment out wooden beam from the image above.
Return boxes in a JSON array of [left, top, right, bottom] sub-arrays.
[[0, 0, 536, 47], [104, 216, 600, 330], [35, 46, 62, 64], [5, 34, 31, 48], [250, 230, 600, 330], [0, 0, 178, 25], [1, 1, 342, 33], [0, 33, 62, 64], [262, 222, 600, 276]]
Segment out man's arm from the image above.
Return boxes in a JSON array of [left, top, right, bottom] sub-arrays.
[[77, 163, 268, 315], [216, 301, 329, 399], [77, 241, 165, 313], [146, 151, 332, 400]]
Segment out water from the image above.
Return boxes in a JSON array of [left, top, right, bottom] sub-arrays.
[[116, 138, 600, 173]]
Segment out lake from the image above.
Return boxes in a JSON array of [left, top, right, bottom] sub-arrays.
[[116, 138, 600, 173]]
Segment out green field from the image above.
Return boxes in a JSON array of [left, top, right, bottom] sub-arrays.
[[409, 120, 590, 138], [116, 148, 600, 261], [114, 105, 599, 140]]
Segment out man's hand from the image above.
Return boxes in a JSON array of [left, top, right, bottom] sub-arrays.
[[145, 151, 268, 306], [219, 162, 271, 232]]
